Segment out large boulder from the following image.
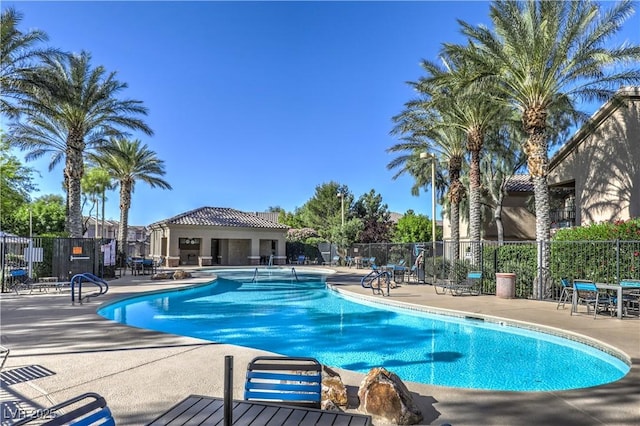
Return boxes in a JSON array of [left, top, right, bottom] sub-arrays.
[[358, 367, 423, 425], [322, 365, 348, 408], [172, 270, 192, 280], [151, 272, 173, 280]]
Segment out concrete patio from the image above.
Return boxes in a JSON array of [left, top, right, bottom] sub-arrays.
[[1, 266, 638, 425]]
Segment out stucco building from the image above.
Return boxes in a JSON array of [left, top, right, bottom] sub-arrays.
[[547, 86, 640, 227], [442, 86, 639, 241], [148, 207, 289, 267]]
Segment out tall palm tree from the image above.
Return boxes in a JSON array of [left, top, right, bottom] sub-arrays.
[[451, 0, 640, 298], [0, 7, 61, 118], [415, 54, 507, 265], [93, 138, 171, 258], [8, 51, 153, 237], [388, 114, 466, 267]]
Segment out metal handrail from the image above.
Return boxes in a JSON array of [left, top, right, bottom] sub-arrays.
[[360, 270, 392, 296], [251, 268, 259, 283], [70, 273, 109, 304], [291, 267, 298, 282]]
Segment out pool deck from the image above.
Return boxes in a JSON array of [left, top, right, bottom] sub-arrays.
[[1, 266, 638, 425]]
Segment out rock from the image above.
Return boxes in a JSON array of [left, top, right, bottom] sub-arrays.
[[151, 272, 173, 280], [358, 367, 423, 425], [172, 270, 192, 280], [322, 365, 348, 408], [321, 399, 341, 412]]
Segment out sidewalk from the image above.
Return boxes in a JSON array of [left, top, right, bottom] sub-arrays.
[[1, 267, 638, 425]]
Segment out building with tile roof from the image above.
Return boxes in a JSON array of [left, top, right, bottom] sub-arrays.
[[148, 207, 289, 267]]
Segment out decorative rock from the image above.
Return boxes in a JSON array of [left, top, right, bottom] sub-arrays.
[[151, 272, 173, 280], [321, 399, 340, 412], [322, 365, 348, 408], [358, 367, 423, 425], [172, 270, 192, 280]]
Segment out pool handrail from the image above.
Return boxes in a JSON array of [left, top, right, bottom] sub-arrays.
[[360, 270, 392, 296], [71, 273, 109, 304], [251, 267, 300, 283]]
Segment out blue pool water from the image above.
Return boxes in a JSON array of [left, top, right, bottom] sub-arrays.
[[98, 269, 629, 391]]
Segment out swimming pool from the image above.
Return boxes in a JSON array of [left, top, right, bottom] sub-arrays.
[[98, 269, 629, 391]]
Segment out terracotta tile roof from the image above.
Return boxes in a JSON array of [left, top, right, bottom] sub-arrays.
[[505, 174, 534, 192], [151, 207, 288, 229]]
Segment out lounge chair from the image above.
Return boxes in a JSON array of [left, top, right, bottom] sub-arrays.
[[435, 271, 482, 296], [244, 356, 322, 409], [11, 392, 114, 425], [407, 265, 418, 283], [331, 255, 340, 266]]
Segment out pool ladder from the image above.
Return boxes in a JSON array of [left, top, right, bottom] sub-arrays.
[[70, 272, 109, 304], [252, 267, 299, 283], [361, 270, 392, 296]]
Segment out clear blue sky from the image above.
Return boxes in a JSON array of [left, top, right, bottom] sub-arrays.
[[6, 1, 640, 226]]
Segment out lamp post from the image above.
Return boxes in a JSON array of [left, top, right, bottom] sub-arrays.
[[337, 192, 345, 227], [420, 152, 437, 281]]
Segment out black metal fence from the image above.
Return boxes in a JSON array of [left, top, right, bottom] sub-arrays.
[[5, 236, 639, 299], [0, 236, 119, 292], [350, 240, 640, 299]]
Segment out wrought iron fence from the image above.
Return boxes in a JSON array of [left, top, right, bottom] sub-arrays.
[[349, 240, 640, 299]]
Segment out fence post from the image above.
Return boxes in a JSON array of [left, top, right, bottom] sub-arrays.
[[224, 355, 233, 426], [616, 239, 620, 283]]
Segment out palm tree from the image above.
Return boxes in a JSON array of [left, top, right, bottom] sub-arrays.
[[81, 167, 114, 237], [8, 51, 153, 237], [93, 138, 171, 259], [414, 54, 507, 265], [0, 7, 61, 118], [451, 0, 640, 298], [388, 114, 466, 268], [430, 128, 467, 269]]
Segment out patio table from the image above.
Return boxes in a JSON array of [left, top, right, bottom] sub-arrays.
[[147, 394, 372, 426]]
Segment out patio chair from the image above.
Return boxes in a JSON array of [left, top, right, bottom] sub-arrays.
[[571, 279, 611, 319], [244, 356, 322, 409], [556, 277, 573, 309], [8, 269, 39, 294], [611, 279, 640, 317], [331, 255, 340, 266], [11, 392, 114, 425]]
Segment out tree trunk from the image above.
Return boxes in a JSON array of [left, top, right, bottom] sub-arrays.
[[494, 202, 504, 245], [65, 135, 85, 238], [532, 175, 551, 299], [523, 107, 551, 299], [118, 179, 132, 259], [450, 201, 460, 280], [468, 132, 483, 267]]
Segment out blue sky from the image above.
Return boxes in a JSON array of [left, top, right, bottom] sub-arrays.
[[6, 1, 640, 226]]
